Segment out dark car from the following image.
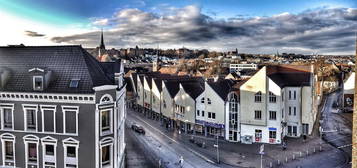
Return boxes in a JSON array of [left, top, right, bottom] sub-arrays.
[[132, 123, 145, 135]]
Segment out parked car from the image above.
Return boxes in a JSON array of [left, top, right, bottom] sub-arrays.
[[132, 123, 145, 135]]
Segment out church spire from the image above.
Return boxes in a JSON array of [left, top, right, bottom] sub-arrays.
[[99, 29, 105, 50]]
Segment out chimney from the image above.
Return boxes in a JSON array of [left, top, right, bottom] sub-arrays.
[[0, 68, 11, 89]]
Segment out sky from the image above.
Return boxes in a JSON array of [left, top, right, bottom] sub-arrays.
[[0, 0, 356, 54]]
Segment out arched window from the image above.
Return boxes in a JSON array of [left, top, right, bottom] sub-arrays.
[[100, 94, 113, 104], [269, 92, 277, 103], [1, 133, 15, 166], [254, 92, 262, 102]]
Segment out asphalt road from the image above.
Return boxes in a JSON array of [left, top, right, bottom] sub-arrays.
[[126, 111, 221, 168], [321, 90, 352, 167]]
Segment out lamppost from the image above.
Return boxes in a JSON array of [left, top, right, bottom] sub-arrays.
[[214, 134, 220, 163]]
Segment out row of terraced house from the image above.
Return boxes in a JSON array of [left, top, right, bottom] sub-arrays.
[[127, 64, 318, 144]]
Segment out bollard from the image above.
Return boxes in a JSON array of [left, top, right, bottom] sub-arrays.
[[306, 150, 309, 156], [270, 162, 273, 168], [299, 152, 302, 157], [293, 154, 295, 160], [319, 146, 322, 152], [277, 159, 280, 165], [285, 157, 288, 163], [314, 147, 316, 153]]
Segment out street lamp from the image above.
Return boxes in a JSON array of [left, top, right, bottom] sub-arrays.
[[214, 134, 220, 163]]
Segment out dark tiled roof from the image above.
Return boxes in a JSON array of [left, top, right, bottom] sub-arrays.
[[125, 77, 133, 92], [0, 45, 114, 93], [208, 79, 237, 100], [153, 78, 163, 92], [268, 72, 311, 88], [181, 82, 204, 99], [164, 77, 204, 98]]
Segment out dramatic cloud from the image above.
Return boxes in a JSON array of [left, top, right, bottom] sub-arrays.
[[24, 30, 45, 37], [51, 6, 357, 54]]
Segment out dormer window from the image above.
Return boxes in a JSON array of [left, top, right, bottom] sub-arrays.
[[33, 76, 43, 91], [69, 79, 80, 88]]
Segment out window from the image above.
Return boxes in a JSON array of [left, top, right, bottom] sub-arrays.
[[202, 111, 205, 117], [201, 97, 205, 103], [269, 131, 276, 139], [101, 109, 112, 134], [289, 91, 291, 100], [102, 145, 111, 166], [41, 105, 56, 133], [289, 106, 292, 115], [208, 112, 216, 119], [282, 109, 284, 118], [293, 91, 296, 100], [255, 130, 262, 142], [282, 92, 284, 101], [28, 143, 37, 162], [67, 146, 76, 157], [23, 105, 38, 131], [269, 92, 276, 103], [63, 138, 79, 168], [269, 111, 276, 120], [69, 79, 80, 88], [207, 98, 212, 104], [1, 133, 15, 166], [254, 92, 262, 102], [163, 100, 167, 108], [294, 107, 296, 116], [33, 76, 43, 91], [254, 110, 262, 120], [197, 110, 200, 116], [63, 106, 79, 135], [2, 108, 13, 129], [302, 124, 309, 135], [152, 96, 156, 103], [24, 135, 40, 168], [42, 137, 57, 168], [144, 92, 147, 99], [100, 95, 113, 104], [293, 126, 297, 136], [100, 138, 113, 168], [5, 141, 14, 160]]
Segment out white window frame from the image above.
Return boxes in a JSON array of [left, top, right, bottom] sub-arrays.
[[100, 94, 114, 104], [40, 105, 57, 133], [100, 137, 114, 168], [100, 108, 113, 136], [63, 138, 79, 168], [41, 136, 57, 168], [33, 76, 44, 91], [23, 135, 40, 168], [62, 106, 79, 136], [1, 133, 16, 167], [0, 103, 14, 130], [23, 104, 38, 132]]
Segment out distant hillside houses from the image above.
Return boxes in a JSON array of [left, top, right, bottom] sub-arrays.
[[126, 64, 319, 144]]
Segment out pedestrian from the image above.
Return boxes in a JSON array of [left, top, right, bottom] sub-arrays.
[[303, 135, 307, 142], [282, 141, 287, 151], [179, 156, 184, 168]]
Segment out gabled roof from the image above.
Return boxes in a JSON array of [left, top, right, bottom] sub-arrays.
[[208, 79, 237, 100], [267, 65, 312, 88], [0, 45, 114, 93], [163, 77, 204, 98], [181, 82, 204, 99]]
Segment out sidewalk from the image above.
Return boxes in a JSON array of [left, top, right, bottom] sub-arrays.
[[129, 108, 336, 168]]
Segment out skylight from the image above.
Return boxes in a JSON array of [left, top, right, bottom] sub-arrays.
[[69, 79, 80, 88]]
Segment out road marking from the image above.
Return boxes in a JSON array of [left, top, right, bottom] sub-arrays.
[[337, 144, 352, 149], [129, 113, 217, 164]]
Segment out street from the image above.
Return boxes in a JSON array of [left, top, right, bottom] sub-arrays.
[[125, 105, 350, 168], [321, 90, 352, 167], [126, 110, 222, 168]]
